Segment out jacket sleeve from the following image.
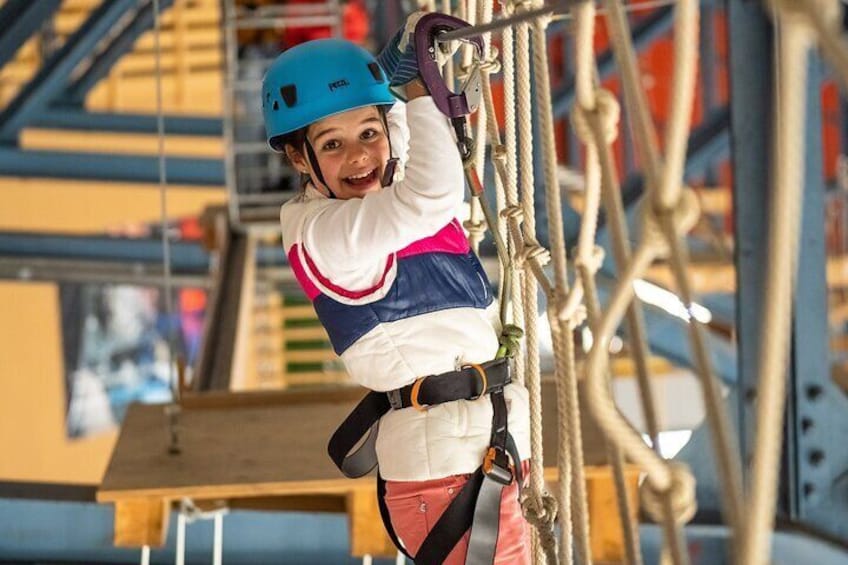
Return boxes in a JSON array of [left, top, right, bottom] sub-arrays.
[[300, 97, 465, 276]]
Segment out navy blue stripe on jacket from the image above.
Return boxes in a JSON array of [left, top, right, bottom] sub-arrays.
[[314, 251, 493, 355]]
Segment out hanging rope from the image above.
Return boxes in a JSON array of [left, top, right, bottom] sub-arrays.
[[569, 1, 641, 561], [530, 4, 599, 565], [152, 0, 182, 461], [738, 2, 813, 563]]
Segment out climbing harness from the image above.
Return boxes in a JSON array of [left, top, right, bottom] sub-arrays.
[[328, 357, 523, 565]]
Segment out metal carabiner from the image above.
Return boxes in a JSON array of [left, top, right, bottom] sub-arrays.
[[413, 13, 484, 119]]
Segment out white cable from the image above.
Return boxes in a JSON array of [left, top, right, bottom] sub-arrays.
[[176, 511, 187, 565], [213, 512, 224, 565], [140, 545, 150, 565], [152, 0, 177, 401], [362, 554, 373, 565]]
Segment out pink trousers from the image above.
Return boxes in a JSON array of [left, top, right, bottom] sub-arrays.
[[383, 462, 531, 564]]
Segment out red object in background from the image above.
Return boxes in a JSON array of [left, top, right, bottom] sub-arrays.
[[282, 0, 370, 47]]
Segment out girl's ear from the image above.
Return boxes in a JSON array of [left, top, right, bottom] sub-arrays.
[[284, 144, 309, 175]]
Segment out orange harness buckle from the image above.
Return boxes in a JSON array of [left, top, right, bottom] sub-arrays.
[[465, 363, 488, 400]]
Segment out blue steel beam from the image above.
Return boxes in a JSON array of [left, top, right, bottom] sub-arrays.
[[0, 233, 210, 271], [0, 148, 223, 185], [727, 0, 775, 512], [791, 56, 848, 539], [551, 5, 674, 118], [63, 0, 174, 106], [0, 496, 392, 565], [0, 0, 137, 143], [0, 233, 286, 270], [0, 0, 62, 71], [33, 107, 222, 136]]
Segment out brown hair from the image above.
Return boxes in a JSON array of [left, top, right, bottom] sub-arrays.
[[271, 128, 311, 189]]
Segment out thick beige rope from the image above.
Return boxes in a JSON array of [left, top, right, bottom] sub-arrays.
[[596, 0, 664, 455], [510, 6, 554, 563], [738, 3, 812, 563], [530, 8, 592, 565], [594, 0, 747, 559], [569, 3, 642, 558], [499, 5, 527, 385]]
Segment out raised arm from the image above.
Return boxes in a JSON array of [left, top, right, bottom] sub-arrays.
[[298, 93, 465, 273]]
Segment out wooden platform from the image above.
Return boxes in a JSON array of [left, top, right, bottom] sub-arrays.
[[98, 383, 640, 560]]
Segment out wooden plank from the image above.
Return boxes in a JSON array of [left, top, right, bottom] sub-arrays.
[[285, 349, 337, 363], [283, 326, 329, 341], [98, 400, 367, 502], [231, 234, 258, 391], [347, 487, 397, 558], [20, 128, 223, 157], [99, 380, 632, 554], [285, 371, 351, 387], [114, 498, 170, 547], [282, 304, 318, 318], [587, 466, 641, 562]]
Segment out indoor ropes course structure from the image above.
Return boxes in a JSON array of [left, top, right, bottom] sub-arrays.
[[103, 0, 848, 563]]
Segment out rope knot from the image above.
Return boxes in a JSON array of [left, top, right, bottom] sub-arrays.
[[500, 204, 524, 222], [554, 289, 587, 328], [574, 245, 606, 275], [642, 187, 701, 257], [519, 488, 558, 526], [519, 242, 551, 268], [502, 0, 536, 16], [462, 218, 487, 238], [179, 498, 229, 524], [640, 463, 697, 525], [570, 88, 621, 145], [460, 55, 501, 78]]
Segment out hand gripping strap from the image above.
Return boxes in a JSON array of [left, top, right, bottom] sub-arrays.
[[327, 391, 391, 478]]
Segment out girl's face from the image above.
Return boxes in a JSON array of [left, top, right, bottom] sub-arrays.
[[285, 106, 390, 200]]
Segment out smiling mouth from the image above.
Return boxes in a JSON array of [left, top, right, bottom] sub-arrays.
[[343, 168, 379, 188]]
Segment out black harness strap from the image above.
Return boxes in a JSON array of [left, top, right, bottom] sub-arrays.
[[328, 390, 390, 478], [326, 358, 520, 564]]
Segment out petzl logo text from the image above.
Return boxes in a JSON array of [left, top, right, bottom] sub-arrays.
[[328, 79, 350, 91]]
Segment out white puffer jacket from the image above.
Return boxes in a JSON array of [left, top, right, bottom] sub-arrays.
[[280, 97, 530, 481]]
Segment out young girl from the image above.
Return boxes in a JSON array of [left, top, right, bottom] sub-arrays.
[[263, 35, 531, 564]]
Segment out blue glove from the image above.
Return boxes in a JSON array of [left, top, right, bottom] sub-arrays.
[[375, 13, 428, 97]]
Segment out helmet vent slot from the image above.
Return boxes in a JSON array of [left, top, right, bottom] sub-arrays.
[[280, 84, 297, 107], [367, 62, 384, 83], [272, 100, 279, 110]]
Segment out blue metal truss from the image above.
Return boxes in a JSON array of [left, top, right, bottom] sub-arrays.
[[0, 0, 62, 71], [0, 232, 210, 271], [0, 494, 395, 565], [0, 0, 137, 143], [0, 147, 223, 185], [62, 0, 174, 106], [0, 232, 286, 272], [0, 1, 224, 184], [682, 0, 848, 548], [31, 107, 222, 136]]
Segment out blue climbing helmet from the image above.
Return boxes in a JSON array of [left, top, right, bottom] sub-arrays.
[[262, 38, 396, 151]]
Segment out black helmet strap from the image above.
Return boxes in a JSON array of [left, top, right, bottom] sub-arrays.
[[303, 139, 336, 199], [303, 105, 399, 199]]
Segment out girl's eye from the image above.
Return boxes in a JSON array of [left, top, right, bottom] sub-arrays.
[[360, 128, 379, 140], [322, 140, 340, 151]]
